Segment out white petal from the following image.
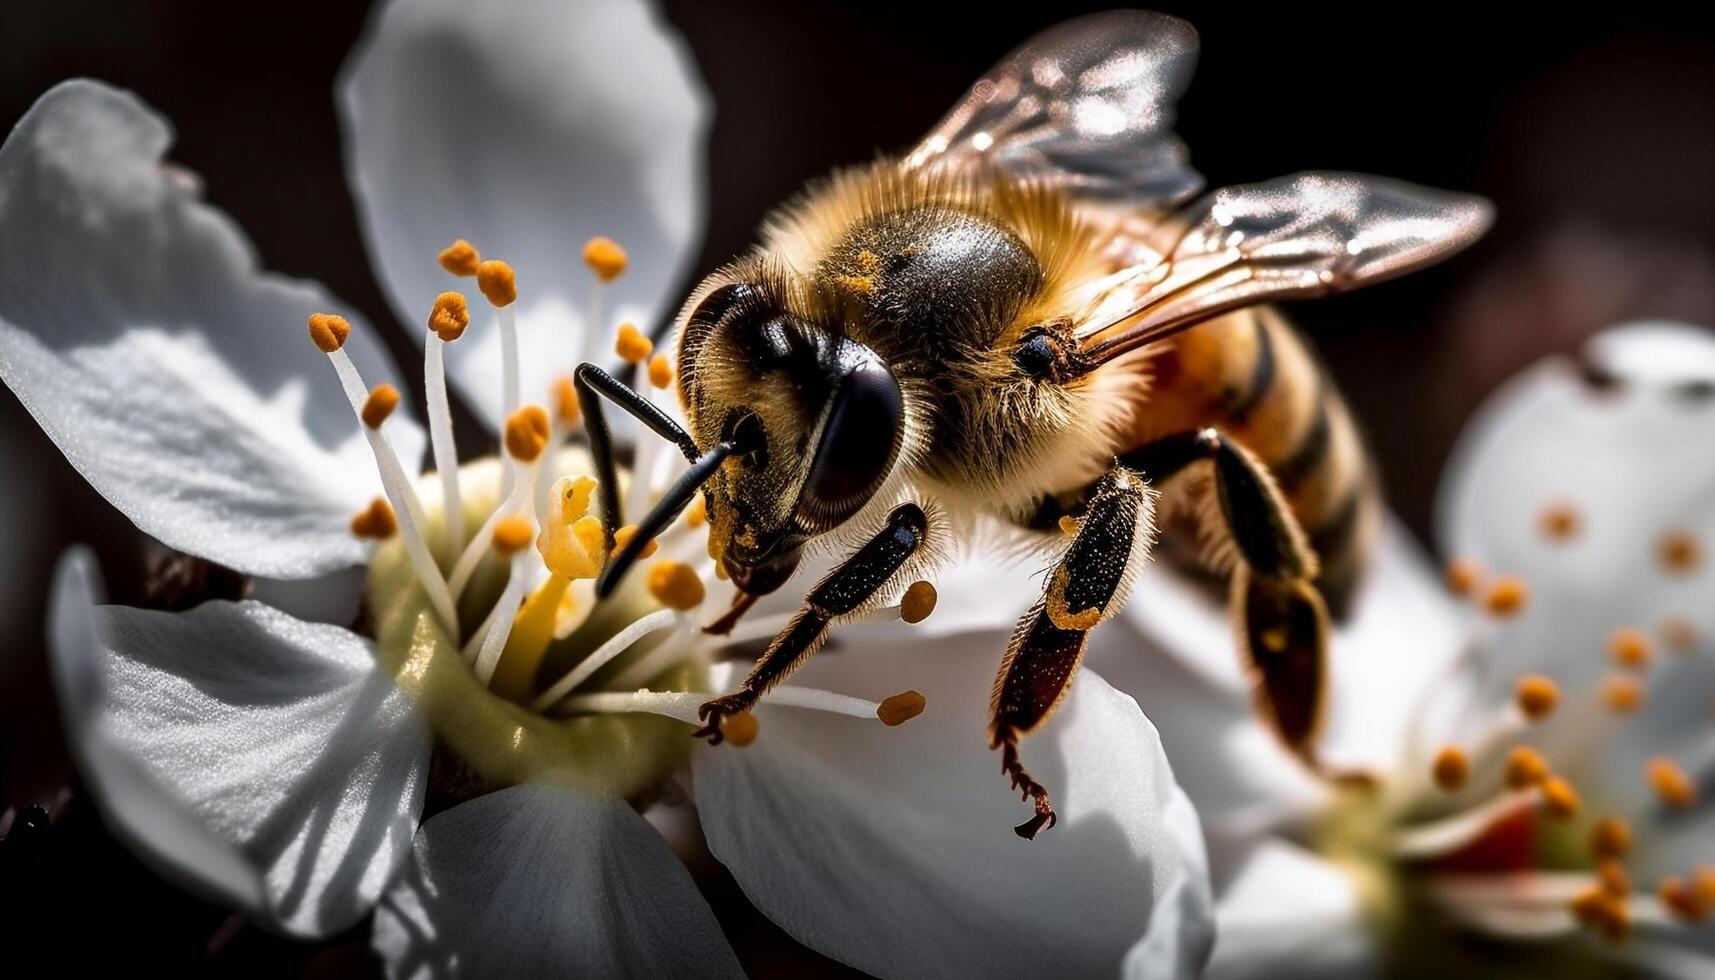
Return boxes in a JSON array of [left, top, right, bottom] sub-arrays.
[[693, 630, 1214, 979], [0, 81, 424, 578], [373, 784, 743, 979], [340, 0, 710, 429], [48, 549, 430, 938], [1184, 837, 1377, 980]]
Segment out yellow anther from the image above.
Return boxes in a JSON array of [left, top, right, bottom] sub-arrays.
[[1590, 816, 1632, 861], [1432, 745, 1470, 791], [1515, 675, 1561, 721], [477, 259, 518, 307], [349, 497, 397, 539], [1505, 746, 1551, 790], [877, 690, 927, 726], [648, 352, 674, 389], [582, 236, 628, 282], [1570, 885, 1631, 943], [615, 322, 653, 364], [1598, 859, 1632, 898], [1483, 576, 1528, 617], [492, 516, 535, 555], [901, 581, 938, 624], [684, 494, 708, 528], [1657, 529, 1703, 575], [1444, 558, 1481, 596], [1607, 627, 1652, 671], [438, 239, 481, 277], [552, 376, 581, 425], [1661, 616, 1699, 653], [504, 404, 551, 462], [1659, 876, 1711, 924], [1540, 775, 1581, 820], [361, 383, 400, 429], [537, 477, 601, 580], [612, 524, 658, 560], [1600, 674, 1646, 714], [1539, 501, 1582, 542], [307, 312, 351, 353], [647, 561, 705, 611], [1058, 515, 1080, 537], [720, 710, 759, 747], [1647, 757, 1697, 808], [428, 291, 471, 342]]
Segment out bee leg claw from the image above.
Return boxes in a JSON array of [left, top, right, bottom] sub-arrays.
[[1000, 740, 1059, 840], [691, 692, 755, 745]]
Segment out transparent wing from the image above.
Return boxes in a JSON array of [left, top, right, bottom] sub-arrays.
[[1072, 173, 1495, 367], [904, 11, 1203, 206]]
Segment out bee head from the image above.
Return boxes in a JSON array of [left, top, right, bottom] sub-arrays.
[[681, 282, 905, 595]]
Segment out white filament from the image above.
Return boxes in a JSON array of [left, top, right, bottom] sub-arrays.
[[424, 336, 463, 566], [471, 551, 533, 683], [448, 456, 539, 600], [531, 608, 682, 712]]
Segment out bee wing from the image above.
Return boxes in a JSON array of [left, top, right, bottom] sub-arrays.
[[1072, 173, 1494, 368], [905, 10, 1203, 207]]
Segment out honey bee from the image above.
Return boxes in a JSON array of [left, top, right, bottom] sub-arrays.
[[576, 10, 1491, 837]]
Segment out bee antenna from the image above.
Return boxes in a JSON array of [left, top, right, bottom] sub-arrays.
[[596, 440, 736, 598]]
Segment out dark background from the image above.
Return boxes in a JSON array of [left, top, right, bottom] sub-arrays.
[[4, 1, 1715, 972]]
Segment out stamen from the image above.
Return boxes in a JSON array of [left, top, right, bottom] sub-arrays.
[[684, 494, 707, 528], [425, 292, 470, 566], [1515, 675, 1561, 721], [648, 353, 674, 390], [1608, 627, 1653, 671], [504, 405, 551, 463], [582, 236, 628, 282], [552, 376, 581, 427], [1445, 558, 1482, 596], [361, 383, 400, 429], [1657, 529, 1703, 575], [1506, 746, 1551, 790], [468, 551, 531, 683], [612, 524, 658, 560], [1483, 576, 1528, 617], [1696, 867, 1715, 905], [492, 516, 535, 555], [428, 291, 470, 341], [349, 497, 397, 539], [1393, 789, 1534, 858], [647, 561, 705, 611], [477, 259, 520, 418], [1540, 776, 1581, 821], [1598, 859, 1631, 898], [615, 322, 653, 364], [1570, 885, 1631, 943], [438, 239, 480, 277], [1646, 757, 1697, 808], [1433, 745, 1471, 791], [312, 314, 457, 634], [1590, 815, 1632, 861], [1658, 876, 1711, 923], [1538, 502, 1581, 542], [1601, 674, 1646, 714], [447, 430, 546, 599], [1661, 616, 1699, 653], [530, 609, 683, 713], [877, 690, 927, 726], [901, 581, 938, 624]]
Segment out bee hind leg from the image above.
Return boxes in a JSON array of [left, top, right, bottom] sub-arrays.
[[991, 465, 1153, 840], [693, 502, 929, 743]]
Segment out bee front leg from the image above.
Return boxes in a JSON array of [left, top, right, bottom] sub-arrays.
[[991, 466, 1153, 840], [694, 502, 929, 743]]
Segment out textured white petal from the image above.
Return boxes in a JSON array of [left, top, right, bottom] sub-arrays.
[[0, 80, 423, 578], [48, 549, 430, 938], [373, 784, 742, 980], [340, 0, 710, 429], [693, 630, 1214, 979]]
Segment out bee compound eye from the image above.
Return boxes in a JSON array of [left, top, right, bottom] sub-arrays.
[[1013, 332, 1058, 379], [801, 359, 904, 525]]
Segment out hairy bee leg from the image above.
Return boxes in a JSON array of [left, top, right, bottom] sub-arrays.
[[990, 467, 1152, 840], [1126, 427, 1331, 762], [572, 363, 701, 550], [694, 503, 929, 743]]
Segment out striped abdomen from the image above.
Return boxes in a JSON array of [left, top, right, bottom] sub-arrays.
[[1123, 305, 1378, 615]]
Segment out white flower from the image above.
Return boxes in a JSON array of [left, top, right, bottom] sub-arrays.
[[6, 0, 1214, 974], [1104, 323, 1715, 978]]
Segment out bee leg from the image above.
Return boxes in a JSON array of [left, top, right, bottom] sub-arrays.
[[572, 363, 701, 550], [1129, 428, 1330, 764], [990, 467, 1152, 840], [693, 502, 929, 743]]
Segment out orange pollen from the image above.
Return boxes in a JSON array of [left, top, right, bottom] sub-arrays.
[[1432, 745, 1471, 791], [1515, 675, 1561, 721], [684, 495, 707, 528], [306, 312, 351, 353], [1057, 515, 1080, 537], [349, 497, 397, 539], [1600, 674, 1646, 714], [1540, 775, 1581, 820], [1659, 876, 1711, 924], [503, 404, 551, 462], [1696, 866, 1715, 904], [1598, 859, 1632, 898], [438, 239, 481, 277], [647, 560, 705, 611], [1570, 885, 1631, 943], [719, 710, 759, 747], [1661, 616, 1699, 653], [476, 259, 518, 307], [582, 236, 628, 282], [648, 353, 674, 389], [552, 376, 581, 425], [1483, 575, 1528, 617], [1607, 627, 1653, 671], [361, 383, 400, 429], [1505, 746, 1551, 790], [428, 291, 470, 342], [612, 525, 658, 560], [900, 580, 938, 624], [1657, 529, 1703, 575], [1444, 558, 1482, 596], [1538, 502, 1581, 541], [1589, 816, 1632, 860], [491, 516, 534, 554], [1646, 757, 1697, 808], [615, 322, 653, 364], [876, 690, 927, 726]]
